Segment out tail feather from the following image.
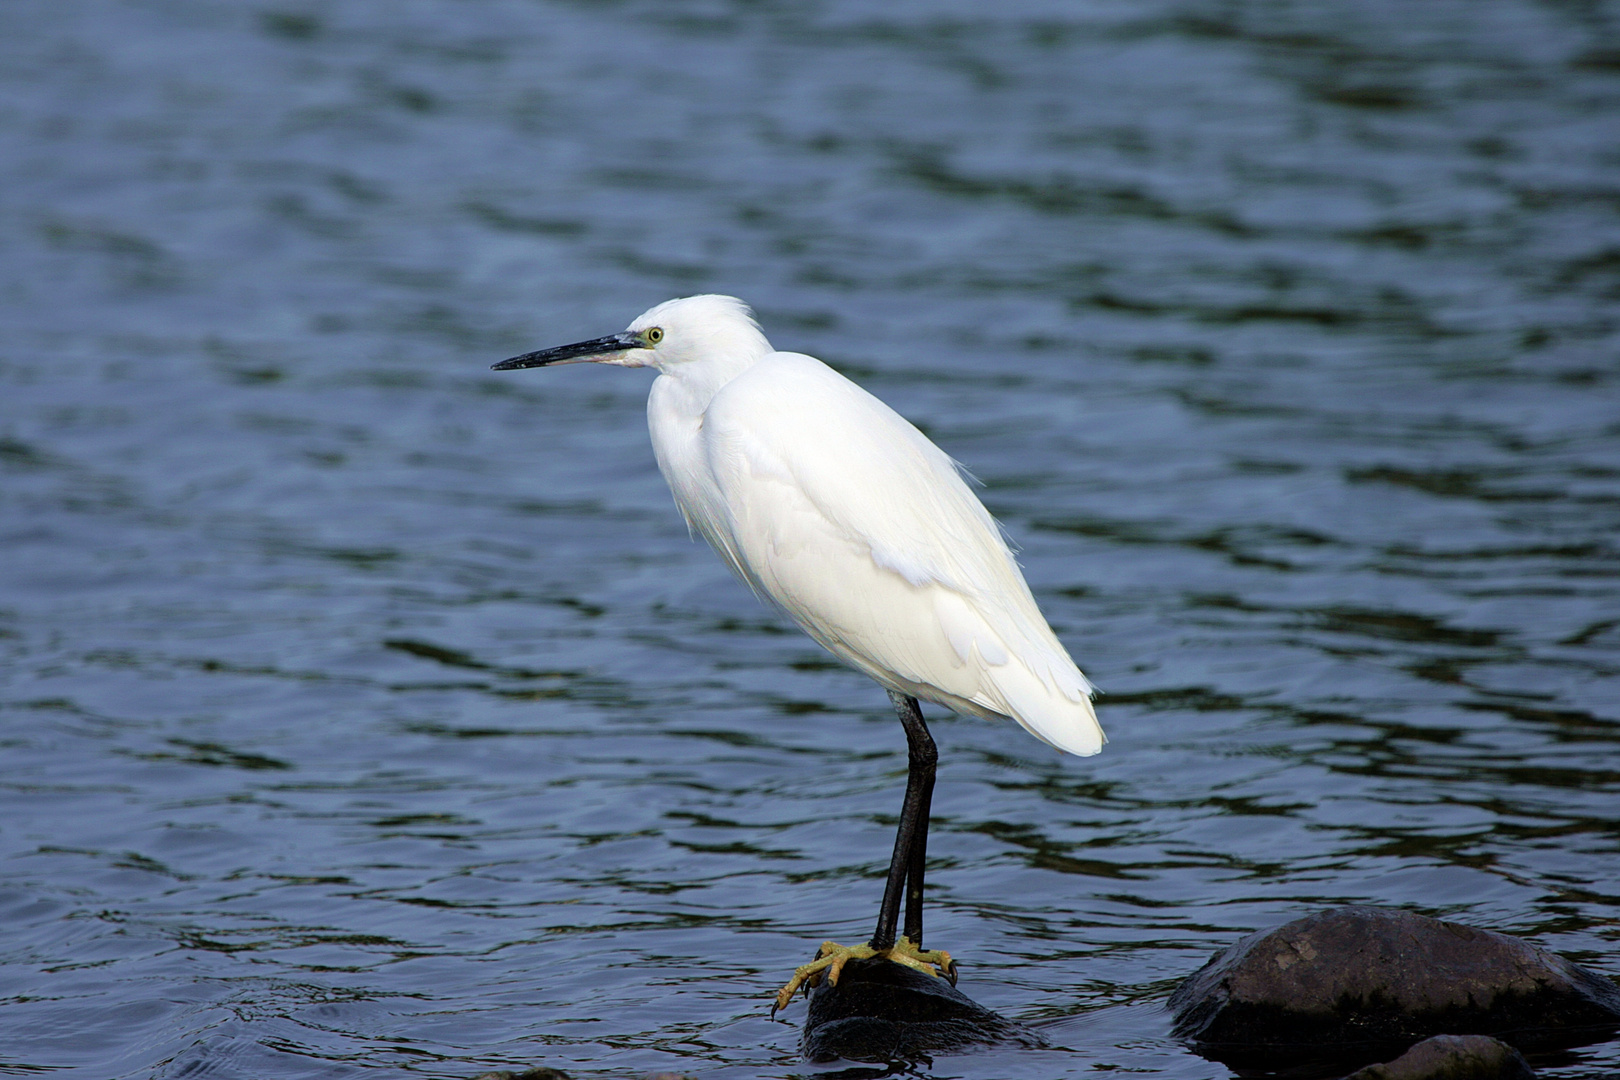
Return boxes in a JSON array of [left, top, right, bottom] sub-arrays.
[[986, 655, 1104, 757]]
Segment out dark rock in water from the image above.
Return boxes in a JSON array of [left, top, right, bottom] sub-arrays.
[[799, 955, 1039, 1064], [1169, 905, 1620, 1074], [1339, 1034, 1534, 1080]]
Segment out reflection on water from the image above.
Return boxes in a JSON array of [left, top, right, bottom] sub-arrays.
[[1, 1, 1617, 1077]]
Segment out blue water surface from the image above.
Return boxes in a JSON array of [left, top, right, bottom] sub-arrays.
[[2, 1, 1618, 1077]]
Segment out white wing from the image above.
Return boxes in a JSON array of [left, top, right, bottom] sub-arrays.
[[685, 351, 1102, 757]]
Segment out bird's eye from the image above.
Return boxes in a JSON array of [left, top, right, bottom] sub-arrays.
[[645, 327, 664, 344]]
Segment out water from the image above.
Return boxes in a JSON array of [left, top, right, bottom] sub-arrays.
[[2, 1, 1618, 1076]]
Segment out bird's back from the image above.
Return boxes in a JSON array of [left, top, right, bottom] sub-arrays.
[[650, 351, 1103, 757]]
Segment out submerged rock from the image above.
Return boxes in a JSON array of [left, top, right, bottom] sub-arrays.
[[799, 955, 1038, 1064], [1339, 1034, 1534, 1080], [1169, 905, 1620, 1073]]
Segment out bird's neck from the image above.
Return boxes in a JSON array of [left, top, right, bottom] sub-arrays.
[[654, 349, 768, 417]]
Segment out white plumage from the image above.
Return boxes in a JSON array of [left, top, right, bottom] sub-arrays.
[[592, 294, 1102, 757], [494, 293, 1104, 1003]]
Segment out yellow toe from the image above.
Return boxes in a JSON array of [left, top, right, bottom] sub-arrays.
[[771, 936, 959, 1014]]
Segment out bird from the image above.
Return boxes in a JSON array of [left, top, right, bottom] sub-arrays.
[[492, 295, 1102, 1014]]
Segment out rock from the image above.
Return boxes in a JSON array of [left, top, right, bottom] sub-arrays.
[[1169, 905, 1620, 1073], [1340, 1034, 1534, 1080], [799, 955, 1039, 1063]]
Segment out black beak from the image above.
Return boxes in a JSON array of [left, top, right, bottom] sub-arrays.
[[492, 331, 642, 371]]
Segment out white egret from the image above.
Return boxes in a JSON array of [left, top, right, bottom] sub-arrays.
[[492, 295, 1102, 1013]]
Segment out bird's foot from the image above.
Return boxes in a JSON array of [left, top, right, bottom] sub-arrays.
[[771, 936, 957, 1015], [772, 940, 873, 1015]]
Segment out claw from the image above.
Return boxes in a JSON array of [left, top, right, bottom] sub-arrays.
[[771, 936, 959, 1014], [882, 936, 955, 984], [773, 939, 862, 1016]]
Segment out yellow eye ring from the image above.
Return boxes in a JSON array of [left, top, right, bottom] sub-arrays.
[[645, 327, 664, 344]]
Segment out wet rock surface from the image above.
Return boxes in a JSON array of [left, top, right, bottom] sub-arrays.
[[798, 955, 1038, 1064], [1169, 906, 1620, 1073], [1338, 1035, 1534, 1080]]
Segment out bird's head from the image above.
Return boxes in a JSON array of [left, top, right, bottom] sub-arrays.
[[493, 294, 771, 374]]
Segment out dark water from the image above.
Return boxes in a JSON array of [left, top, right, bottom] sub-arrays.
[[3, 1, 1619, 1077]]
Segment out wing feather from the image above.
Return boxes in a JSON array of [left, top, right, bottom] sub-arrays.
[[697, 352, 1102, 756]]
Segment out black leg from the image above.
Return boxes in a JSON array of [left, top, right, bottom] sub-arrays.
[[900, 695, 937, 946], [869, 691, 937, 951]]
